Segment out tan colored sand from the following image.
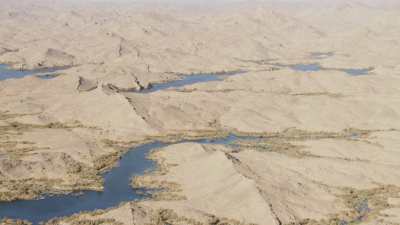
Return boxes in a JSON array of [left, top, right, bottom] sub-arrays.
[[1, 0, 400, 224]]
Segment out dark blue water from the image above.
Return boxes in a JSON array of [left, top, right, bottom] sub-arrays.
[[0, 134, 255, 224], [0, 64, 68, 81], [141, 70, 245, 93]]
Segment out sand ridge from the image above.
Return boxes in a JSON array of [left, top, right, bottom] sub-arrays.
[[1, 0, 400, 224]]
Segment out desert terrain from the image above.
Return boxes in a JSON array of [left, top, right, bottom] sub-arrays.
[[1, 0, 400, 224]]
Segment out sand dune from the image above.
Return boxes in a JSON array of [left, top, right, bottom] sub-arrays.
[[1, 0, 400, 224]]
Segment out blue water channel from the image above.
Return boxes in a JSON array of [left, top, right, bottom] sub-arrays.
[[140, 70, 245, 93], [0, 64, 68, 81], [0, 134, 258, 224], [289, 63, 373, 76]]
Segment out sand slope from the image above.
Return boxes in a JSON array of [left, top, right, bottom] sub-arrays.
[[1, 0, 400, 224]]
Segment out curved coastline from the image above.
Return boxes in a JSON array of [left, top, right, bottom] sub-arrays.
[[0, 134, 259, 224]]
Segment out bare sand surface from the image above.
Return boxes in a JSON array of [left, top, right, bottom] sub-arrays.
[[1, 0, 400, 224]]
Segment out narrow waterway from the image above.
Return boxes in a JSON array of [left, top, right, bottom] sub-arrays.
[[0, 64, 68, 80], [0, 134, 258, 224], [290, 63, 322, 72], [260, 61, 373, 76], [1, 63, 369, 224], [141, 70, 245, 93], [288, 63, 373, 76], [0, 67, 249, 224]]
